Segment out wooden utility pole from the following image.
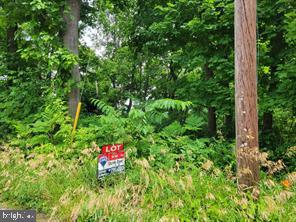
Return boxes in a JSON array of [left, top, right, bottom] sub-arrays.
[[235, 0, 259, 188]]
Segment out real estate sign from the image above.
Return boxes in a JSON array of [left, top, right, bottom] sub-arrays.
[[98, 144, 125, 179]]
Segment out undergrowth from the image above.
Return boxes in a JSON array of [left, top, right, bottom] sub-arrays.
[[0, 99, 295, 221], [0, 145, 295, 221]]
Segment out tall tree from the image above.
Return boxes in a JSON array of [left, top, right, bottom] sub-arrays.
[[63, 0, 81, 118], [204, 63, 217, 137], [235, 0, 259, 188]]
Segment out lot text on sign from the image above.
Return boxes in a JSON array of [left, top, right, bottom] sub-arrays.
[[102, 144, 124, 154]]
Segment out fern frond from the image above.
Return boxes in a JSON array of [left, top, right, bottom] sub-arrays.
[[146, 110, 169, 125], [184, 115, 205, 131], [128, 108, 145, 119], [162, 121, 186, 137], [148, 98, 192, 111], [90, 99, 119, 116]]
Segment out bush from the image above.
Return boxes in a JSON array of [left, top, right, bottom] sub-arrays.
[[10, 97, 72, 152]]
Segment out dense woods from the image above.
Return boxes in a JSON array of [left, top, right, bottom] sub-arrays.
[[0, 0, 295, 221]]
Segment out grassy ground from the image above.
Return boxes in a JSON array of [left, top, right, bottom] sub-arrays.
[[0, 145, 295, 221], [0, 202, 49, 222]]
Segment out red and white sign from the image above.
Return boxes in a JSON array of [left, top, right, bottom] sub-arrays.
[[102, 144, 124, 154], [98, 144, 125, 179]]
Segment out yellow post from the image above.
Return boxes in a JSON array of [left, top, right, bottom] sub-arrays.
[[71, 102, 82, 144]]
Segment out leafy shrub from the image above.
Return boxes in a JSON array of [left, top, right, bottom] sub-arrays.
[[11, 97, 72, 152], [72, 99, 231, 169]]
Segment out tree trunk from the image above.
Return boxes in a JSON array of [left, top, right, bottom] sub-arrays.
[[6, 25, 18, 86], [95, 80, 99, 98], [7, 25, 17, 64], [63, 0, 81, 118], [144, 71, 150, 100], [205, 63, 217, 137], [225, 114, 235, 139], [235, 0, 259, 189], [139, 62, 143, 97], [168, 62, 177, 99], [208, 107, 217, 137], [127, 98, 133, 113], [262, 112, 273, 134]]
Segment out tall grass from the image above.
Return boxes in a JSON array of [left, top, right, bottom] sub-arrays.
[[0, 146, 295, 221]]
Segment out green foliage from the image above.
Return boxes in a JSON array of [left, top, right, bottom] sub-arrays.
[[184, 114, 204, 131], [90, 99, 119, 116], [0, 0, 295, 220], [148, 98, 192, 111], [11, 97, 72, 152], [162, 121, 185, 137]]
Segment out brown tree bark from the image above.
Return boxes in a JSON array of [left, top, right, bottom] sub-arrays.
[[205, 64, 217, 137], [63, 0, 81, 118], [235, 0, 259, 188]]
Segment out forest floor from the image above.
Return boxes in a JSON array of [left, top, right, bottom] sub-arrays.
[[0, 145, 295, 221]]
